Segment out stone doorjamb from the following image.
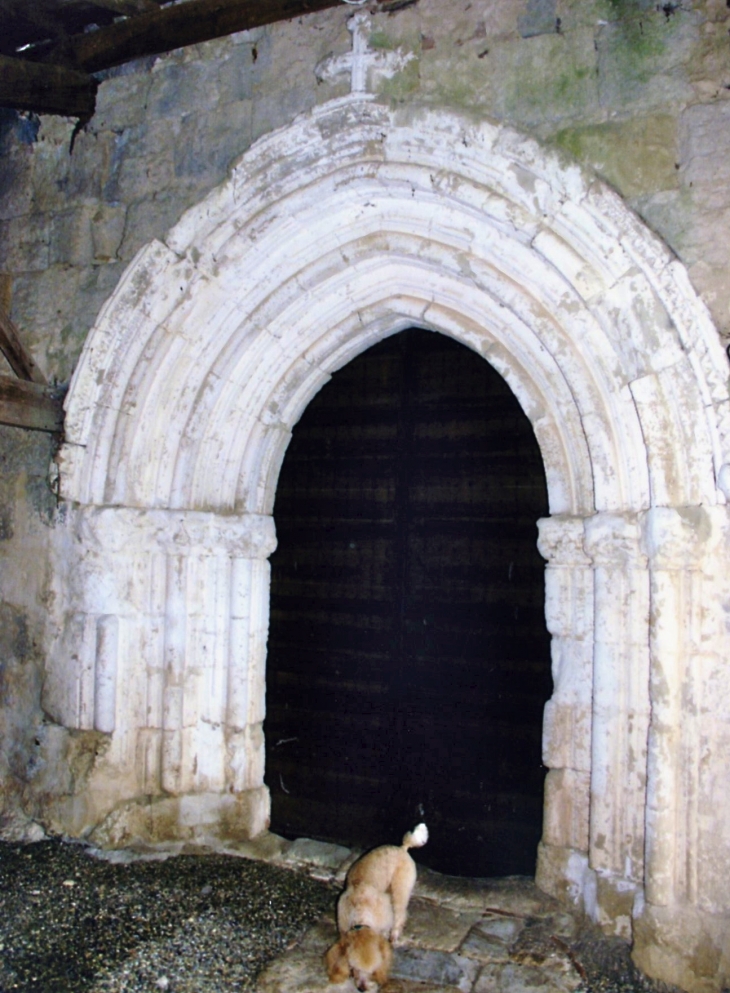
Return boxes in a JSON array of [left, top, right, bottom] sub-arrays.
[[48, 97, 730, 991]]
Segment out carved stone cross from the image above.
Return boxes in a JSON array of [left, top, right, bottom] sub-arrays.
[[315, 12, 415, 94]]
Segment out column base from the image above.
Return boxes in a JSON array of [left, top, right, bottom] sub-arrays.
[[633, 904, 730, 993], [86, 787, 271, 849]]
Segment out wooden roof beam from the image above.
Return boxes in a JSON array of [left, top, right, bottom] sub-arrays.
[[40, 0, 378, 74], [0, 306, 47, 385], [0, 53, 97, 118], [88, 0, 162, 15], [0, 376, 65, 432]]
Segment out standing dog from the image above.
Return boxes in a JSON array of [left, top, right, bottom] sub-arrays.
[[325, 823, 428, 990]]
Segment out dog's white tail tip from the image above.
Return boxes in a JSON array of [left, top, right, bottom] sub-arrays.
[[403, 822, 428, 848]]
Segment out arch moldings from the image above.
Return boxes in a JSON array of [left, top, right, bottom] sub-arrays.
[[49, 96, 730, 988]]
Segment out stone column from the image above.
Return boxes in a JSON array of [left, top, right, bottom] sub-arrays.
[[583, 511, 650, 938], [44, 504, 276, 843], [535, 515, 594, 904], [640, 507, 710, 909], [632, 506, 730, 991]]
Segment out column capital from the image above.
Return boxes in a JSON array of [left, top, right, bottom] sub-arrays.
[[65, 503, 277, 559], [537, 515, 591, 567], [583, 512, 645, 569], [640, 506, 713, 570]]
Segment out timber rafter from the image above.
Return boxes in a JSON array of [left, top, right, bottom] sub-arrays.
[[0, 0, 400, 118], [0, 376, 65, 433], [0, 54, 97, 118], [38, 0, 379, 75], [0, 308, 65, 433], [0, 307, 47, 386]]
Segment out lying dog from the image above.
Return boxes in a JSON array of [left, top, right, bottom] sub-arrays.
[[325, 823, 428, 989]]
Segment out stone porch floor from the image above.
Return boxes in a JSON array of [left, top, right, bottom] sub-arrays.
[[256, 837, 586, 993]]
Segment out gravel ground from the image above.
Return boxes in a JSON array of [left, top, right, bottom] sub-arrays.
[[0, 839, 335, 993]]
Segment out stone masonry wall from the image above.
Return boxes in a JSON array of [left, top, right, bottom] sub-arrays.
[[3, 0, 730, 383]]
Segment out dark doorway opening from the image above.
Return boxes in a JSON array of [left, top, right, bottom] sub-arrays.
[[264, 328, 551, 877]]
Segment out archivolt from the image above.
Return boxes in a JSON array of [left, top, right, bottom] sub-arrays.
[[60, 97, 730, 518]]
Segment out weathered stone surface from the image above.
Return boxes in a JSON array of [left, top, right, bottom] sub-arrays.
[[392, 946, 481, 991], [0, 427, 56, 843], [460, 913, 525, 962], [404, 900, 484, 953], [553, 115, 679, 198], [519, 0, 558, 39], [475, 961, 565, 993], [416, 868, 558, 918], [460, 929, 514, 965], [278, 837, 354, 879], [595, 9, 698, 113], [257, 945, 332, 993]]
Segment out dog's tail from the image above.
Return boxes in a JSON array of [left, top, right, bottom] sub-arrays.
[[401, 823, 428, 849]]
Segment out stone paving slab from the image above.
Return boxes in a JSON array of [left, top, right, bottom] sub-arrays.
[[473, 960, 584, 993], [277, 837, 357, 881], [391, 947, 481, 992], [459, 928, 513, 965], [471, 913, 525, 946], [379, 982, 466, 993], [257, 941, 332, 993], [404, 899, 484, 952], [414, 866, 560, 917]]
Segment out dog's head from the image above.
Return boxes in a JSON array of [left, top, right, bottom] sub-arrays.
[[324, 926, 393, 991]]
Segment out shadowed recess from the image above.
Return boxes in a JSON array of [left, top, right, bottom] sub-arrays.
[[265, 328, 552, 877]]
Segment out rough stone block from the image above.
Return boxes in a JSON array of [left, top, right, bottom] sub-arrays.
[[500, 961, 565, 993], [0, 150, 32, 221], [542, 769, 590, 850], [91, 204, 127, 262], [679, 101, 730, 201], [256, 944, 331, 993], [88, 787, 271, 848], [553, 116, 679, 199], [596, 13, 697, 113], [217, 46, 256, 103], [535, 842, 589, 908], [542, 697, 592, 773], [593, 872, 636, 941], [460, 915, 523, 963], [404, 899, 483, 952], [519, 0, 557, 38], [391, 946, 480, 991], [481, 28, 600, 128], [65, 128, 128, 204], [0, 214, 50, 272], [416, 867, 556, 917], [49, 208, 96, 267], [279, 836, 353, 876], [147, 60, 220, 119]]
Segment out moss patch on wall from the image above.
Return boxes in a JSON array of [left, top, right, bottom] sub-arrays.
[[553, 114, 679, 197]]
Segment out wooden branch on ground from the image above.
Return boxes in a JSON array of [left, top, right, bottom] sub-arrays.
[[0, 54, 97, 118], [40, 0, 373, 74], [0, 376, 65, 433], [0, 307, 47, 385]]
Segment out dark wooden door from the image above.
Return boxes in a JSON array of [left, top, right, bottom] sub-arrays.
[[264, 329, 551, 876]]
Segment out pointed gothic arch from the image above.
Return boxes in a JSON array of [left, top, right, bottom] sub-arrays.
[[47, 97, 730, 984]]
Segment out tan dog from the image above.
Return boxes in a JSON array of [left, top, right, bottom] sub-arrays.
[[336, 823, 428, 944], [324, 926, 392, 992], [325, 823, 428, 990]]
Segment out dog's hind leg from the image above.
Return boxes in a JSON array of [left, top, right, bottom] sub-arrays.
[[388, 860, 417, 943]]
